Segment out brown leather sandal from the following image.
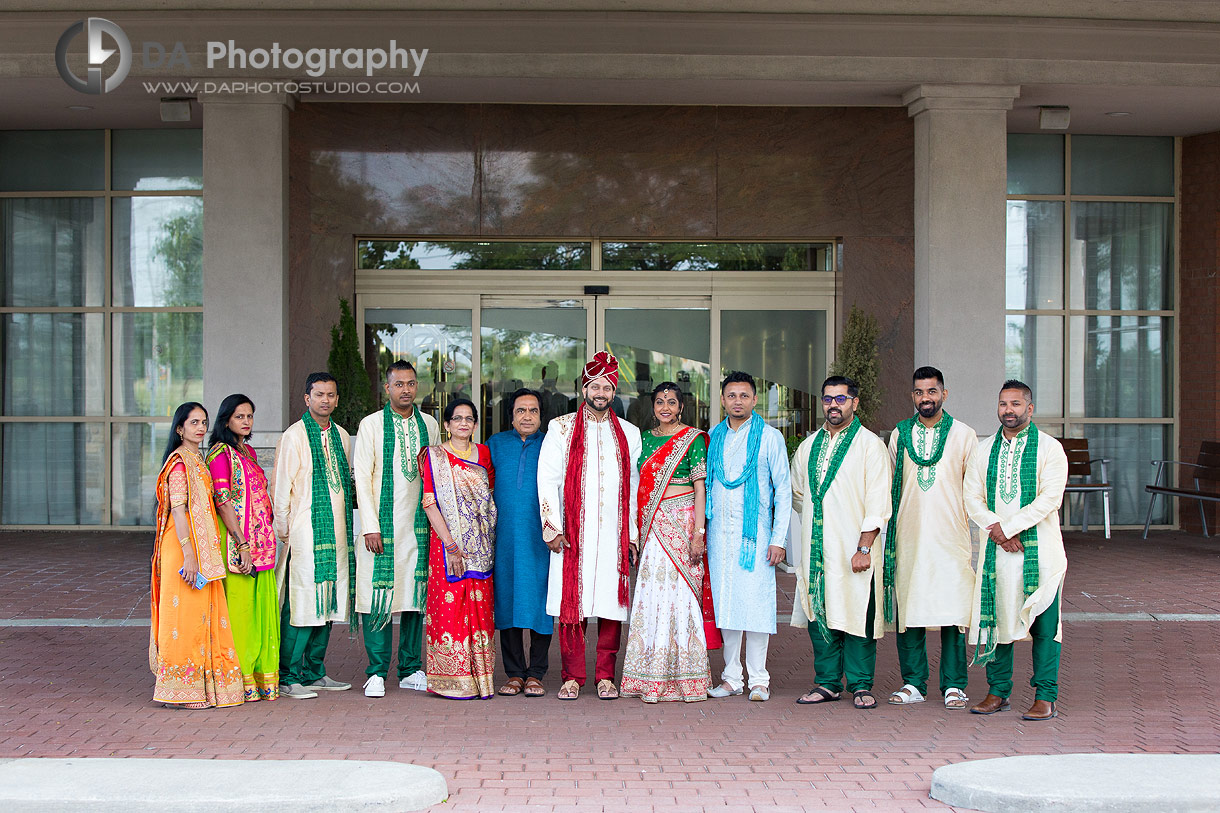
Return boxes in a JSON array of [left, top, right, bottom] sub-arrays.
[[497, 677, 525, 696], [523, 677, 546, 697]]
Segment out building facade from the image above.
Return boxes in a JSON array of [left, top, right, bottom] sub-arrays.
[[1, 2, 1217, 532]]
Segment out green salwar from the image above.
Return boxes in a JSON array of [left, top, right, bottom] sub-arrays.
[[895, 623, 967, 697], [224, 569, 281, 701], [279, 588, 333, 686], [362, 610, 424, 678], [809, 587, 878, 693], [985, 590, 1061, 702]]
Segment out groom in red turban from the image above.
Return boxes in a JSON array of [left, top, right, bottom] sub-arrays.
[[536, 352, 642, 700]]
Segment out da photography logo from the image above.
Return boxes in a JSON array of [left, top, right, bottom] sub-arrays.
[[56, 17, 132, 94]]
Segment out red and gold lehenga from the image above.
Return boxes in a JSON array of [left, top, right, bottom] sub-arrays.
[[420, 444, 497, 699]]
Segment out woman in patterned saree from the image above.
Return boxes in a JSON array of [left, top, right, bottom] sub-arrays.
[[420, 398, 498, 699], [206, 394, 280, 702], [622, 382, 715, 703], [150, 402, 244, 709]]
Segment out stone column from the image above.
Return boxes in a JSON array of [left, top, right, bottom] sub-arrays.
[[904, 84, 1020, 431], [201, 92, 294, 448]]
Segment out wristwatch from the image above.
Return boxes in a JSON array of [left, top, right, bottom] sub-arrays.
[[856, 545, 871, 555]]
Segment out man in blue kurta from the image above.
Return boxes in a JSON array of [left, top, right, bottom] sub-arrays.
[[488, 387, 552, 697], [705, 371, 792, 702]]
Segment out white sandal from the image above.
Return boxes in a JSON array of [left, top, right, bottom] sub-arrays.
[[944, 687, 969, 709], [887, 683, 926, 705]]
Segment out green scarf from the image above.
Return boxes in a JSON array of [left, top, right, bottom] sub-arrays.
[[973, 422, 1040, 666], [806, 415, 863, 642], [373, 402, 432, 629], [302, 410, 355, 621], [883, 411, 954, 625]]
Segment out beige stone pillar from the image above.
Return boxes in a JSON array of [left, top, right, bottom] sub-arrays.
[[201, 92, 294, 445], [904, 84, 1020, 431]]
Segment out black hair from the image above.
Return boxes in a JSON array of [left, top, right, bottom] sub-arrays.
[[304, 371, 337, 396], [444, 397, 478, 424], [652, 381, 682, 400], [508, 387, 542, 413], [720, 371, 756, 394], [208, 394, 255, 449], [163, 402, 208, 464], [822, 375, 859, 398], [1000, 379, 1034, 400], [386, 359, 416, 381], [913, 366, 944, 388]]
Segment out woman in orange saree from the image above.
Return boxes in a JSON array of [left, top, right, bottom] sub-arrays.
[[149, 402, 244, 709], [420, 398, 497, 700]]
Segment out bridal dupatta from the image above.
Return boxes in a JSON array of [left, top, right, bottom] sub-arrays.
[[636, 427, 721, 650]]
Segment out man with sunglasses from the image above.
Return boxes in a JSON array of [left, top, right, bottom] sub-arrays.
[[790, 376, 892, 710]]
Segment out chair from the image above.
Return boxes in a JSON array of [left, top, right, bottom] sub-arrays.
[[1143, 441, 1220, 538], [1057, 438, 1111, 539]]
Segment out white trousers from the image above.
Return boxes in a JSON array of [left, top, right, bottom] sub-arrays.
[[720, 628, 771, 690]]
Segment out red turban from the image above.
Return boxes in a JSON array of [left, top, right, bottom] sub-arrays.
[[581, 351, 619, 389]]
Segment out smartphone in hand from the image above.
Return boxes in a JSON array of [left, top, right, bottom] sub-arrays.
[[178, 568, 208, 589]]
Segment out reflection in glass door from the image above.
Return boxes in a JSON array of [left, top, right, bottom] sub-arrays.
[[601, 303, 711, 433], [480, 301, 588, 441], [363, 307, 473, 424]]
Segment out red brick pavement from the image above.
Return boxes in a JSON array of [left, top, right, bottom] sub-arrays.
[[2, 529, 1219, 812]]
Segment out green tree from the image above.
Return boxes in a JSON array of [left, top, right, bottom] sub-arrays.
[[328, 297, 376, 432], [830, 304, 883, 427]]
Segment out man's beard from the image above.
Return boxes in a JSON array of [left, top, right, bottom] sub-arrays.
[[917, 400, 940, 418]]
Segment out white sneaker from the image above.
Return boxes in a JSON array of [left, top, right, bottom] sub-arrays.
[[363, 675, 385, 698], [707, 682, 744, 698], [399, 670, 427, 691]]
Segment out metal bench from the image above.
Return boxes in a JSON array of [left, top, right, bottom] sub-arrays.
[[1142, 440, 1220, 538], [1057, 438, 1111, 539]]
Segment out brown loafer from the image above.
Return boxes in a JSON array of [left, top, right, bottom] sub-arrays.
[[1022, 700, 1058, 720], [969, 693, 1011, 715]]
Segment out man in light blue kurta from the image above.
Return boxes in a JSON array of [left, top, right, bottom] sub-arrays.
[[705, 371, 791, 701], [488, 388, 552, 696]]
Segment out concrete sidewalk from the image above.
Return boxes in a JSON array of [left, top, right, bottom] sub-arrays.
[[0, 758, 446, 812]]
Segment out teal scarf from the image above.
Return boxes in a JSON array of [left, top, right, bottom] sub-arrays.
[[706, 412, 765, 571], [371, 403, 430, 630], [974, 423, 1040, 666], [302, 411, 355, 620], [806, 416, 862, 641], [883, 412, 954, 625]]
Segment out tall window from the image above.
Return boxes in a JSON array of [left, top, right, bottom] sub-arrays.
[[1007, 134, 1176, 526], [0, 129, 203, 527]]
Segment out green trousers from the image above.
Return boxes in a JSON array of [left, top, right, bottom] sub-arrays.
[[224, 569, 281, 699], [985, 590, 1062, 702], [809, 587, 877, 693], [278, 589, 333, 686], [895, 624, 967, 697], [362, 610, 424, 679]]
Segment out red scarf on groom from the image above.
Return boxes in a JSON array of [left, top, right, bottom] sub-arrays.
[[559, 352, 633, 650]]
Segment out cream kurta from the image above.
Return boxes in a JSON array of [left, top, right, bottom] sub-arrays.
[[964, 427, 1069, 645], [538, 411, 642, 622], [272, 419, 353, 627], [887, 417, 978, 631], [790, 426, 892, 639], [352, 408, 441, 614]]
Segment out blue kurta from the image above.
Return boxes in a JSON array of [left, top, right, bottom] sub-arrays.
[[488, 429, 553, 634], [706, 416, 792, 634]]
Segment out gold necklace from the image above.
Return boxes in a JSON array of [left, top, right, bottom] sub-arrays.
[[446, 439, 475, 461], [652, 422, 685, 437]]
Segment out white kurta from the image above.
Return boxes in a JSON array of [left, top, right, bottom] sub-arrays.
[[887, 417, 978, 631], [705, 416, 791, 635], [964, 427, 1069, 645], [538, 411, 642, 622], [352, 408, 441, 614], [790, 425, 892, 639], [272, 420, 353, 627]]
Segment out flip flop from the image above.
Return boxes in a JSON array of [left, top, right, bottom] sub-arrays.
[[853, 690, 877, 710], [796, 686, 841, 705], [523, 677, 546, 697], [497, 677, 525, 696]]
